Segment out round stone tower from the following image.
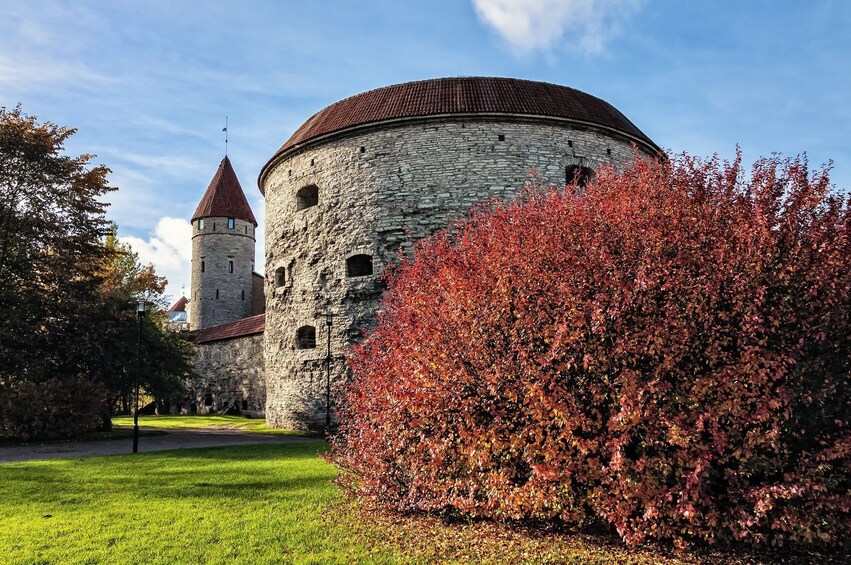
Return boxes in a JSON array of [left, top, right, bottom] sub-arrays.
[[258, 77, 661, 430], [190, 156, 258, 330]]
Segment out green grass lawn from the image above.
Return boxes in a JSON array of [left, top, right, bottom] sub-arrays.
[[0, 442, 401, 564], [112, 414, 317, 436]]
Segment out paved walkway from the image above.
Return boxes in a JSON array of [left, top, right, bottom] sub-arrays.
[[0, 427, 319, 463]]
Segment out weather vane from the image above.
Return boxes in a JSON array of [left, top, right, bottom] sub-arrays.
[[223, 116, 228, 156]]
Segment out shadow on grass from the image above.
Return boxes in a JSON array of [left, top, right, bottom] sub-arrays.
[[134, 440, 329, 462], [0, 428, 167, 448], [0, 442, 334, 506]]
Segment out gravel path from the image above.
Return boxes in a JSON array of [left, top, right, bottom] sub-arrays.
[[0, 427, 319, 463]]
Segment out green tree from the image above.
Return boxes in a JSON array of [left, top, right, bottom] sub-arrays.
[[96, 227, 194, 418], [0, 105, 115, 439], [0, 106, 194, 440]]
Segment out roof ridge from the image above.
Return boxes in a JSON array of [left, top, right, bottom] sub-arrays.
[[191, 313, 266, 343], [306, 76, 589, 112]]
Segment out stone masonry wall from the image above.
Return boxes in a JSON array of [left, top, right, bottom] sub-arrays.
[[190, 333, 265, 417], [251, 273, 265, 316], [190, 216, 257, 329], [262, 116, 655, 430]]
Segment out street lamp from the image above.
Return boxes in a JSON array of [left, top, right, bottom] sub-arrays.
[[132, 299, 145, 454], [325, 311, 333, 434]]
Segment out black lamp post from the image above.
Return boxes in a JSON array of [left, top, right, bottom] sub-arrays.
[[132, 299, 145, 454], [325, 311, 333, 433]]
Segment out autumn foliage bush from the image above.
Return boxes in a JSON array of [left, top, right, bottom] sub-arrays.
[[332, 152, 850, 548]]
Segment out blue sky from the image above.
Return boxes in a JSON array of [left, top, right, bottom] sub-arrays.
[[3, 0, 850, 301]]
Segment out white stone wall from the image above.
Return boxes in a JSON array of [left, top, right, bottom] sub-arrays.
[[262, 117, 654, 430], [190, 216, 257, 329], [191, 334, 265, 417]]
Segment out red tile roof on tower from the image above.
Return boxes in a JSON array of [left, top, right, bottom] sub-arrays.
[[190, 314, 265, 344], [259, 77, 660, 189], [168, 296, 188, 312], [193, 156, 257, 225]]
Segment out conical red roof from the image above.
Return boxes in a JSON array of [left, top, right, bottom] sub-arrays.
[[168, 296, 188, 312], [192, 156, 257, 225]]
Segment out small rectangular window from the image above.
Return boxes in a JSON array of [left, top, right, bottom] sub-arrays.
[[216, 289, 219, 299], [228, 218, 235, 229], [296, 185, 319, 210], [347, 254, 373, 277], [198, 218, 204, 229], [241, 290, 245, 300], [201, 261, 205, 273], [228, 260, 234, 273]]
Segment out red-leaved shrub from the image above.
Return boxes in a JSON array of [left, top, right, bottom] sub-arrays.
[[331, 152, 850, 548]]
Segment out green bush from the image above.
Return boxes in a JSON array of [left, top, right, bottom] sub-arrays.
[[0, 377, 108, 441]]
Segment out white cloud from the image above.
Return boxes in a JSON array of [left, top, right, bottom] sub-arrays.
[[120, 217, 192, 304], [472, 0, 643, 55]]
